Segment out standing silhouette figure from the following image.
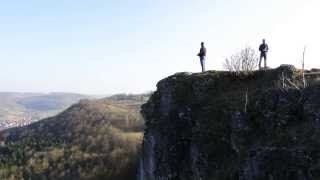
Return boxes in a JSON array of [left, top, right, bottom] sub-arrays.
[[197, 42, 207, 72], [259, 39, 269, 70]]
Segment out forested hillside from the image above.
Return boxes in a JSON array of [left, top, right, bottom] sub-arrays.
[[0, 96, 146, 180]]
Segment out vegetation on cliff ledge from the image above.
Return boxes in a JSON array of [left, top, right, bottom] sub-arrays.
[[141, 65, 320, 180]]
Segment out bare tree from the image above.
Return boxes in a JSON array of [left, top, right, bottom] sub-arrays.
[[224, 47, 259, 73], [301, 46, 307, 88]]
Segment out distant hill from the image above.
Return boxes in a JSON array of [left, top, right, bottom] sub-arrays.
[[0, 92, 89, 130], [0, 96, 147, 180], [17, 93, 89, 111]]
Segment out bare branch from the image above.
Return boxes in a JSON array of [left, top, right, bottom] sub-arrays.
[[224, 47, 259, 73]]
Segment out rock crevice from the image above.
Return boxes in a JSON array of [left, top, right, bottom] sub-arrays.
[[139, 66, 320, 180]]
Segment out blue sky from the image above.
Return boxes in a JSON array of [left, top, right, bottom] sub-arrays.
[[0, 0, 319, 94]]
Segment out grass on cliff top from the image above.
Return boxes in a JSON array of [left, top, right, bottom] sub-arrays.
[[160, 67, 303, 105]]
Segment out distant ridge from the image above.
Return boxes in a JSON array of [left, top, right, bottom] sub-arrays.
[[0, 92, 89, 130]]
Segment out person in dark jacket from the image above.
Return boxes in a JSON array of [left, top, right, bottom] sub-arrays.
[[197, 42, 207, 72], [259, 39, 269, 70]]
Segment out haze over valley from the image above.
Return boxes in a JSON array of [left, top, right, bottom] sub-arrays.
[[0, 92, 89, 130]]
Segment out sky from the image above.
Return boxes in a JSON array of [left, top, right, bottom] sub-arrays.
[[0, 0, 319, 94]]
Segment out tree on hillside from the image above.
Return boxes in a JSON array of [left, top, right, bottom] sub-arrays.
[[224, 47, 259, 73]]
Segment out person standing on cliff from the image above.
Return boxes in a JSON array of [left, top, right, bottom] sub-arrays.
[[259, 39, 269, 70], [197, 42, 207, 72]]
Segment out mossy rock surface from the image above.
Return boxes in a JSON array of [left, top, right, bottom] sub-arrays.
[[141, 65, 320, 180]]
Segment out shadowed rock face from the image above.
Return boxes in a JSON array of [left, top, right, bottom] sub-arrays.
[[139, 65, 320, 180]]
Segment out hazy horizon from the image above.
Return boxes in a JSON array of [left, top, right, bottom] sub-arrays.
[[0, 91, 110, 97], [1, 0, 319, 94]]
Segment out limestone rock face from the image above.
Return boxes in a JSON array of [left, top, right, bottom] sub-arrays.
[[139, 66, 320, 180]]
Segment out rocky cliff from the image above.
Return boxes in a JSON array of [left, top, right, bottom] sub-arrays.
[[139, 65, 320, 180]]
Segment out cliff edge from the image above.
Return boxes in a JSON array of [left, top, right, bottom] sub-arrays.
[[139, 65, 320, 180]]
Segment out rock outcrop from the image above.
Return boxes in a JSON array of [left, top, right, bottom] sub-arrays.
[[139, 65, 320, 180]]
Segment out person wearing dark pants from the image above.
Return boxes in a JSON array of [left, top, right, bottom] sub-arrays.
[[197, 42, 207, 72], [259, 39, 269, 70]]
